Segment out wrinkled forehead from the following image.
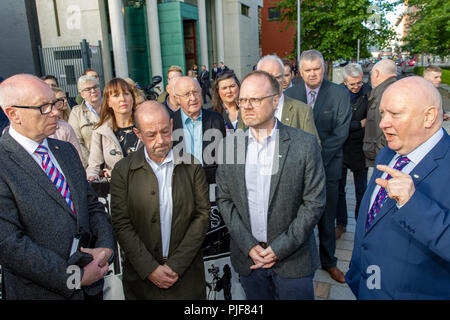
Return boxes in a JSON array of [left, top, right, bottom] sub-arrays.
[[176, 78, 200, 93]]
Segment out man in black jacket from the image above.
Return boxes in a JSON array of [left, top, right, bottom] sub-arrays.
[[335, 63, 371, 239]]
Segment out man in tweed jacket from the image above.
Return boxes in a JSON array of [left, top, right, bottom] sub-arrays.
[[0, 74, 115, 300], [216, 71, 326, 299]]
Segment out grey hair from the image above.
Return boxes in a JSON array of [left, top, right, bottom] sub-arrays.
[[343, 63, 363, 80], [77, 75, 99, 93], [299, 50, 325, 69], [257, 54, 284, 76]]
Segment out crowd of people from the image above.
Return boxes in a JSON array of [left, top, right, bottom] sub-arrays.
[[0, 49, 449, 300]]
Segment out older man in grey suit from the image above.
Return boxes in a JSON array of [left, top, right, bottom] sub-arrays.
[[0, 74, 115, 300], [216, 71, 326, 300]]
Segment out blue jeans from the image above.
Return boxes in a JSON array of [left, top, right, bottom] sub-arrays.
[[239, 269, 314, 300]]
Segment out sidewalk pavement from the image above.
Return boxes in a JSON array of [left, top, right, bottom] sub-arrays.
[[312, 168, 374, 300]]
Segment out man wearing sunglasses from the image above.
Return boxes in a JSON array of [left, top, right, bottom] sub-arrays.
[[0, 74, 115, 300]]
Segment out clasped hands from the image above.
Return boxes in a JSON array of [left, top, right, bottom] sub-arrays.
[[148, 264, 179, 289], [375, 164, 415, 206], [249, 244, 278, 270], [79, 247, 113, 287]]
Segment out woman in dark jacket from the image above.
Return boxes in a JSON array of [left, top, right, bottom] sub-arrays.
[[210, 71, 240, 135]]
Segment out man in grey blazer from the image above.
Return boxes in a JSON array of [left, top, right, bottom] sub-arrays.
[[0, 74, 115, 300], [216, 71, 326, 299], [285, 50, 351, 283]]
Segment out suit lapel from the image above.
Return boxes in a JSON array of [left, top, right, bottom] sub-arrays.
[[268, 123, 289, 208], [3, 134, 76, 220], [312, 80, 328, 121], [48, 139, 82, 218], [281, 98, 294, 126], [235, 131, 250, 225], [365, 133, 450, 234]]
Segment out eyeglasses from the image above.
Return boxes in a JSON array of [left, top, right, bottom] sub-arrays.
[[346, 81, 363, 87], [176, 90, 201, 99], [81, 85, 99, 93], [12, 98, 65, 115], [238, 93, 278, 108]]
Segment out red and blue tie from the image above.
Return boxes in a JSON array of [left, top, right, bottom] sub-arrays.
[[365, 156, 410, 231], [35, 145, 76, 215]]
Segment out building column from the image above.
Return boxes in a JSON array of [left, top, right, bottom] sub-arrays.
[[107, 0, 128, 78], [214, 0, 224, 64], [197, 0, 208, 68], [146, 0, 163, 89]]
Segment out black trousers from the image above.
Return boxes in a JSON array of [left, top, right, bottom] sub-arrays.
[[202, 84, 211, 102], [336, 166, 368, 227], [318, 179, 339, 269]]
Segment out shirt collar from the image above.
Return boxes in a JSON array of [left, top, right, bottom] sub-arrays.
[[277, 93, 285, 111], [181, 108, 203, 124], [248, 118, 278, 144], [397, 128, 444, 165], [8, 125, 48, 154], [85, 100, 99, 116], [305, 83, 322, 96], [144, 148, 174, 169]]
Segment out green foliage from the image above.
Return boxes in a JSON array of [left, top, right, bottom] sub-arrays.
[[401, 0, 450, 57], [414, 66, 450, 85], [275, 0, 397, 61]]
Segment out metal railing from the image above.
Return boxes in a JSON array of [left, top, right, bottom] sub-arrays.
[[39, 39, 105, 99]]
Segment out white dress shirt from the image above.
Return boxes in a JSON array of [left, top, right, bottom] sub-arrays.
[[274, 93, 285, 122], [8, 126, 65, 176], [245, 120, 278, 243], [369, 128, 444, 210], [145, 148, 174, 258]]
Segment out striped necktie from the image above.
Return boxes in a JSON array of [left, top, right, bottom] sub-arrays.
[[309, 91, 316, 108], [35, 145, 76, 215], [365, 156, 410, 231]]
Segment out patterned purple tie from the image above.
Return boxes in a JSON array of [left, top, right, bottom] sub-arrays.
[[365, 156, 410, 231], [35, 145, 76, 215]]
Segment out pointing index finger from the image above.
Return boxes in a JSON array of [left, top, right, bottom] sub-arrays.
[[376, 164, 407, 178]]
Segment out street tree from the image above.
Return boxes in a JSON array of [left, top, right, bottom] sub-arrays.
[[401, 0, 450, 57], [276, 0, 397, 78]]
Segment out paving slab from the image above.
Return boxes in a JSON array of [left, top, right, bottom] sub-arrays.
[[329, 285, 356, 300]]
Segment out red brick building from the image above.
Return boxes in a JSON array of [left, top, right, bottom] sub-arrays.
[[260, 0, 296, 58]]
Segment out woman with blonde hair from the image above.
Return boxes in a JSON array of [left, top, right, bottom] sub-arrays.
[[86, 78, 142, 180]]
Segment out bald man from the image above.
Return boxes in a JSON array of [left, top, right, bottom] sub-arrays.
[[171, 76, 226, 184], [110, 101, 210, 299], [363, 59, 397, 167], [346, 76, 450, 299], [0, 74, 115, 300]]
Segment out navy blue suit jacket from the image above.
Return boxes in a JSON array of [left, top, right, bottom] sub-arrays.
[[285, 78, 351, 181], [346, 130, 450, 299]]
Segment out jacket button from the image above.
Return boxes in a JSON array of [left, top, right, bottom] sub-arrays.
[[151, 218, 157, 223], [151, 191, 156, 195]]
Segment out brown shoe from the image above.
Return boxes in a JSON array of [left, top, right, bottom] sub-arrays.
[[326, 267, 346, 283], [335, 225, 346, 240]]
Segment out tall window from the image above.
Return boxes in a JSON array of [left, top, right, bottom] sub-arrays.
[[241, 4, 250, 17]]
